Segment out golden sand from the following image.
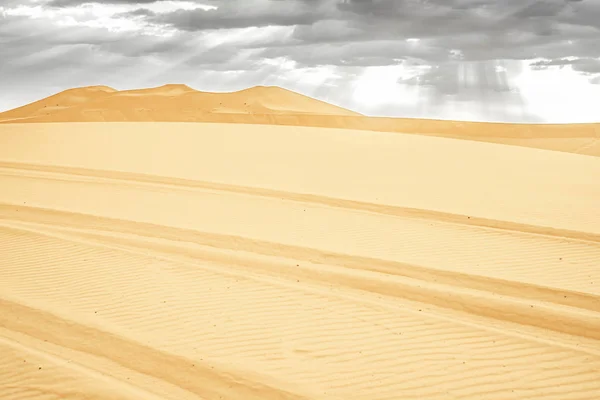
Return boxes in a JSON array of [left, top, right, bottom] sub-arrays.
[[0, 86, 599, 399], [1, 84, 599, 157]]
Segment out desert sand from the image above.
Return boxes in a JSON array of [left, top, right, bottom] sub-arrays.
[[0, 86, 599, 400], [1, 85, 599, 157]]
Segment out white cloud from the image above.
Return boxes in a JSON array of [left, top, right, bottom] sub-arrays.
[[144, 2, 216, 13], [515, 60, 600, 122], [0, 1, 215, 35], [201, 25, 293, 48], [352, 65, 419, 108]]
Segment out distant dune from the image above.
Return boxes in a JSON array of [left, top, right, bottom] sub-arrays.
[[0, 84, 599, 156], [0, 84, 361, 123]]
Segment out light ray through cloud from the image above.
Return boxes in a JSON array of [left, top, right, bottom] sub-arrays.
[[1, 0, 600, 122]]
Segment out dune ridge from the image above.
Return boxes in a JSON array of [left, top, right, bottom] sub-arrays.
[[0, 84, 361, 123], [0, 84, 599, 156], [1, 120, 599, 399]]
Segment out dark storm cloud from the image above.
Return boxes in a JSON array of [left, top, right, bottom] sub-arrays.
[[149, 0, 323, 31], [131, 0, 600, 67], [4, 0, 600, 69], [327, 0, 600, 58]]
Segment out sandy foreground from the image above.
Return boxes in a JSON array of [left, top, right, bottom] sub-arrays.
[[0, 120, 599, 399]]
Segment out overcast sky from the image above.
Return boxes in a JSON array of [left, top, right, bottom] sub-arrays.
[[1, 0, 600, 122]]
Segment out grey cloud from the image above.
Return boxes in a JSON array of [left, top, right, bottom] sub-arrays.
[[248, 0, 594, 73], [181, 46, 265, 71], [94, 34, 190, 57], [511, 0, 567, 18], [531, 57, 600, 76], [572, 58, 600, 74], [48, 0, 162, 6], [400, 61, 514, 96], [2, 0, 600, 121], [0, 0, 40, 5], [1, 17, 152, 60], [395, 59, 535, 122], [530, 58, 579, 68], [260, 39, 450, 68], [149, 0, 324, 31], [112, 0, 600, 70], [121, 8, 156, 17]]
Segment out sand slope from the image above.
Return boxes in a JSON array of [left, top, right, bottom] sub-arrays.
[[0, 84, 361, 124], [1, 85, 599, 157], [1, 122, 599, 399]]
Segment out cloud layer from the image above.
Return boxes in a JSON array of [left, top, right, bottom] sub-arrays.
[[2, 0, 600, 122]]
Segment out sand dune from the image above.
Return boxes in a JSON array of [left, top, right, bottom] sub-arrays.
[[1, 120, 599, 399], [1, 85, 599, 157], [0, 84, 361, 124]]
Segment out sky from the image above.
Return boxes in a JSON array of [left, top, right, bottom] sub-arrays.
[[1, 0, 600, 122]]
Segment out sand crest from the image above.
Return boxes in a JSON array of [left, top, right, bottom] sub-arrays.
[[1, 85, 599, 157]]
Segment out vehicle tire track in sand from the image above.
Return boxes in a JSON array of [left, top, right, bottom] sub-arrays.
[[2, 226, 600, 399], [5, 217, 600, 356], [0, 298, 317, 400], [1, 161, 598, 243], [3, 164, 599, 301], [1, 206, 599, 341], [0, 332, 186, 400]]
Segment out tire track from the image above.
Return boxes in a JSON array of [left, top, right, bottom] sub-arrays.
[[0, 333, 178, 400], [2, 224, 600, 399], [1, 205, 599, 341], [0, 298, 316, 400], [0, 160, 598, 243]]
